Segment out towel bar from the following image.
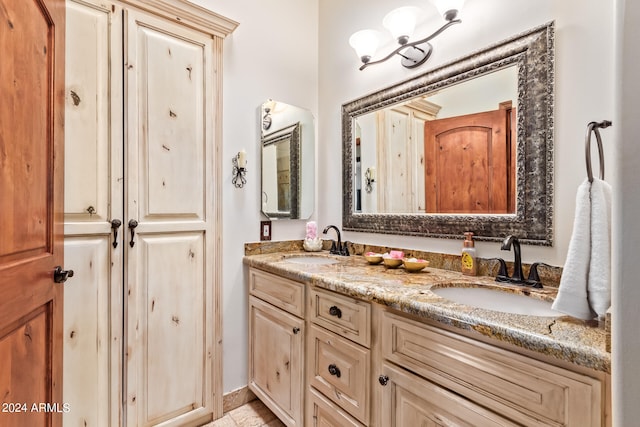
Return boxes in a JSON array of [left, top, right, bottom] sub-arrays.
[[585, 120, 612, 182]]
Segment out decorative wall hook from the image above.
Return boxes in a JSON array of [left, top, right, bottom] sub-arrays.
[[232, 150, 247, 188]]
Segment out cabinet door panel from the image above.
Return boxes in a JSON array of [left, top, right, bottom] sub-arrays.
[[63, 236, 117, 427], [129, 232, 208, 425], [249, 296, 303, 427], [127, 10, 211, 222]]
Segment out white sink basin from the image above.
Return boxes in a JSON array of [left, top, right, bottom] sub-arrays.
[[283, 256, 340, 265], [432, 286, 561, 317]]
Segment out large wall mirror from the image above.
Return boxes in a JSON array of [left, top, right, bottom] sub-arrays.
[[261, 100, 315, 219], [342, 22, 554, 245]]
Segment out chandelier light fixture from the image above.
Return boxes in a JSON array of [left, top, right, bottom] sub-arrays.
[[349, 0, 465, 71]]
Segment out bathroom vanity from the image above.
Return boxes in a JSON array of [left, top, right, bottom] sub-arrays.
[[244, 250, 610, 427]]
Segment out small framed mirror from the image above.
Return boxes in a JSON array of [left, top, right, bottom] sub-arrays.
[[261, 100, 315, 219]]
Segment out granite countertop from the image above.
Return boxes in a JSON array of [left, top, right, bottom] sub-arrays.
[[243, 251, 610, 374]]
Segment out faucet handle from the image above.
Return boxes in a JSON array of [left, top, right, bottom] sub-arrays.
[[492, 258, 510, 282], [341, 242, 350, 256], [525, 262, 550, 288]]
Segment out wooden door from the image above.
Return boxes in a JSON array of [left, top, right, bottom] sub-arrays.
[[0, 0, 66, 426], [424, 107, 515, 213], [124, 8, 217, 426], [63, 0, 124, 426]]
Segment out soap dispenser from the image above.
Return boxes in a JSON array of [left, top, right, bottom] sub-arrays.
[[461, 232, 478, 276]]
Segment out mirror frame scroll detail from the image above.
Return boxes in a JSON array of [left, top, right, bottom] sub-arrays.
[[342, 22, 555, 245]]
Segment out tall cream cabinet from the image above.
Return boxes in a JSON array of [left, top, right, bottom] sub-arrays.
[[63, 1, 237, 426]]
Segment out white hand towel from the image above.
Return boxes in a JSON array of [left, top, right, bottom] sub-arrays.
[[588, 178, 612, 317], [552, 180, 595, 319]]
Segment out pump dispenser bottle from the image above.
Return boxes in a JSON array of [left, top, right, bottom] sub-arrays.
[[461, 232, 478, 276]]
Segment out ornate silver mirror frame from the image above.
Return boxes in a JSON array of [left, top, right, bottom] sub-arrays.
[[342, 22, 554, 245]]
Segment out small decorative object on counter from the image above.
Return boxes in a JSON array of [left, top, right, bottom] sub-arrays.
[[303, 221, 323, 252], [461, 232, 478, 276]]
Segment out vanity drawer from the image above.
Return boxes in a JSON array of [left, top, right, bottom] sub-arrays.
[[309, 287, 370, 347], [381, 310, 603, 427], [306, 387, 365, 427], [249, 268, 304, 317], [307, 324, 370, 424]]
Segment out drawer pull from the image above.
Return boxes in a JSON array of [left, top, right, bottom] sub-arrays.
[[378, 375, 389, 386], [329, 305, 342, 318], [328, 364, 341, 378], [292, 327, 300, 334]]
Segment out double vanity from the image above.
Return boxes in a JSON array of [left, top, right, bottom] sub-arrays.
[[244, 247, 610, 427]]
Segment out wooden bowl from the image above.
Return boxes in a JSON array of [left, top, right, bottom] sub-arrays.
[[363, 253, 383, 265], [383, 257, 403, 268], [403, 258, 430, 273]]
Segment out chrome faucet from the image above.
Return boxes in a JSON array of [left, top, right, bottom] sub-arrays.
[[323, 225, 349, 256]]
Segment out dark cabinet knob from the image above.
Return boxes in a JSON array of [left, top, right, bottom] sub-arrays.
[[111, 219, 122, 248], [329, 305, 342, 318], [53, 266, 74, 284], [128, 219, 139, 247], [292, 327, 300, 334], [328, 364, 341, 378], [378, 375, 389, 386]]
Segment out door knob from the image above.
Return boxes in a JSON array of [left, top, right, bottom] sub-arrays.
[[53, 266, 74, 284]]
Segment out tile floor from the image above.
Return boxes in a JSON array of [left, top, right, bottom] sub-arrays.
[[204, 399, 285, 427]]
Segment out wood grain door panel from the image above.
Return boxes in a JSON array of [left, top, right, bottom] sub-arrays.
[[424, 108, 514, 214], [0, 0, 66, 425]]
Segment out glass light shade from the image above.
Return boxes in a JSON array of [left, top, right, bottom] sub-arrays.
[[349, 30, 380, 61], [430, 0, 465, 20], [382, 6, 420, 41]]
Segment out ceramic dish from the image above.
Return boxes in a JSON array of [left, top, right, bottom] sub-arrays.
[[383, 257, 403, 268], [403, 258, 430, 273], [363, 252, 383, 265]]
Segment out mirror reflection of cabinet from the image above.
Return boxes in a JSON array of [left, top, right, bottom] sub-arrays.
[[260, 100, 315, 220]]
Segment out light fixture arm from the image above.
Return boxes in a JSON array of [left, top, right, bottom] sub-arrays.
[[359, 19, 461, 70]]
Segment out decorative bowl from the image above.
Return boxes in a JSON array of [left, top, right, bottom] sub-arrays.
[[363, 252, 383, 265], [303, 237, 323, 252], [402, 258, 430, 273], [383, 257, 403, 268]]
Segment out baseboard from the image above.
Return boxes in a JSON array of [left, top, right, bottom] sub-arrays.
[[222, 386, 257, 413]]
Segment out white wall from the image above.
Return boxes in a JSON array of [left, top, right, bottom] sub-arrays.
[[186, 0, 319, 393]]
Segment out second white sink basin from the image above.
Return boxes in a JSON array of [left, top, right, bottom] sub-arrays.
[[283, 256, 340, 265], [432, 286, 561, 317]]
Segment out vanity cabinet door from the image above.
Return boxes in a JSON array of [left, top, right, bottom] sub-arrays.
[[379, 363, 517, 427], [249, 296, 304, 427]]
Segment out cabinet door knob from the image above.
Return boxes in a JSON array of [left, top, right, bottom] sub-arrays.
[[328, 305, 342, 318], [292, 327, 300, 334], [328, 364, 341, 378], [128, 219, 139, 247], [111, 219, 122, 248], [378, 375, 389, 386]]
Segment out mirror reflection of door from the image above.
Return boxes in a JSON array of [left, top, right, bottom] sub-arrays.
[[276, 140, 291, 212], [424, 102, 516, 213]]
